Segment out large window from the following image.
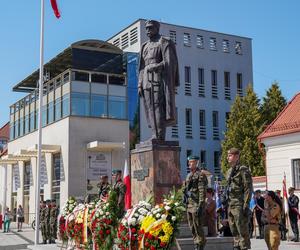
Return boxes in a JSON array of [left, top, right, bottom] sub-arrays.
[[91, 94, 107, 117], [48, 102, 54, 124], [24, 162, 31, 191], [19, 117, 24, 137], [108, 96, 126, 119], [55, 98, 62, 121], [10, 123, 14, 140], [29, 112, 35, 132], [71, 92, 90, 116], [53, 154, 61, 186], [292, 159, 300, 189], [62, 94, 70, 118], [24, 114, 29, 134]]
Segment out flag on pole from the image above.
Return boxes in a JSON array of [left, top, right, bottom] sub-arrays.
[[283, 173, 289, 213], [123, 159, 131, 210], [214, 180, 222, 210], [249, 192, 256, 211], [50, 0, 60, 18]]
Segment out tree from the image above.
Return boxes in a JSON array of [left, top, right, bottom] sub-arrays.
[[221, 86, 264, 176], [260, 82, 286, 127]]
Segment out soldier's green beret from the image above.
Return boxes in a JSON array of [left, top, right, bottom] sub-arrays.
[[187, 155, 199, 161], [46, 199, 51, 203], [51, 199, 56, 202], [112, 169, 122, 175]]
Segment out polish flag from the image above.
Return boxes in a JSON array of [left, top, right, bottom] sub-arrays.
[[50, 0, 61, 18], [283, 173, 289, 213], [123, 159, 131, 210]]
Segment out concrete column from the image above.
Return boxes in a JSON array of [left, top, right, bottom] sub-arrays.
[[29, 157, 37, 215], [17, 161, 24, 209], [6, 165, 13, 210], [43, 153, 53, 200]]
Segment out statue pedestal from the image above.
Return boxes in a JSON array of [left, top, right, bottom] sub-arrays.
[[130, 140, 181, 204]]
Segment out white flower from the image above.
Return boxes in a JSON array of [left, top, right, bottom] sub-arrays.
[[155, 205, 159, 209], [138, 208, 148, 215], [106, 212, 110, 216], [145, 204, 152, 210], [165, 205, 171, 211], [100, 210, 104, 216], [133, 213, 139, 218], [129, 218, 136, 226], [147, 212, 152, 216], [138, 215, 145, 222], [156, 213, 161, 219], [171, 216, 176, 221], [161, 214, 167, 219], [174, 202, 179, 206]]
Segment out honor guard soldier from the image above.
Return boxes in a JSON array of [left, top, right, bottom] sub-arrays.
[[226, 148, 253, 250], [40, 201, 48, 244], [112, 170, 126, 218], [45, 199, 51, 243], [183, 155, 208, 250], [262, 191, 282, 250], [97, 175, 111, 201], [49, 199, 58, 244], [288, 187, 299, 242]]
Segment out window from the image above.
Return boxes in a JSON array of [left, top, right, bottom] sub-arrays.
[[24, 114, 29, 134], [222, 39, 230, 53], [235, 41, 242, 55], [55, 77, 61, 88], [63, 72, 70, 83], [184, 66, 191, 95], [19, 117, 24, 137], [29, 112, 35, 132], [169, 30, 177, 44], [91, 73, 106, 83], [200, 150, 206, 168], [62, 94, 70, 118], [10, 122, 15, 140], [237, 73, 243, 97], [73, 71, 89, 82], [196, 35, 204, 48], [212, 111, 219, 140], [48, 82, 54, 92], [55, 98, 62, 121], [48, 102, 54, 124], [108, 96, 126, 119], [109, 75, 125, 85], [183, 33, 191, 47], [130, 27, 138, 45], [214, 151, 221, 176], [211, 70, 218, 98], [199, 110, 206, 139], [224, 71, 231, 100], [198, 68, 205, 97], [91, 94, 107, 117], [210, 37, 217, 50], [121, 33, 129, 49], [113, 38, 120, 48], [15, 120, 19, 138], [186, 149, 193, 173], [24, 162, 31, 191], [10, 106, 15, 115], [53, 154, 61, 186], [185, 108, 192, 138], [71, 92, 90, 116], [292, 159, 300, 189], [42, 105, 47, 127]]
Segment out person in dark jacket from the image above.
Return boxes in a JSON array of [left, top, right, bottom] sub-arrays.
[[288, 187, 299, 242]]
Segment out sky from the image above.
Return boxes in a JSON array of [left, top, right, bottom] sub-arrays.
[[0, 0, 300, 127]]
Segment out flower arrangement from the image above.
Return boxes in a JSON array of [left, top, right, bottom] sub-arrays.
[[116, 200, 152, 250], [138, 189, 185, 249], [90, 190, 118, 250], [58, 196, 77, 242]]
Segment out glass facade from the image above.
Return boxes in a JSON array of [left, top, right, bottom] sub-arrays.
[[91, 94, 107, 117], [71, 92, 90, 116]]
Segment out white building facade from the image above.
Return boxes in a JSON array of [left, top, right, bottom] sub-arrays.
[[108, 19, 253, 178]]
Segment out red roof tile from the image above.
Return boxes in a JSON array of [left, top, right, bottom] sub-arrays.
[[0, 122, 9, 139], [259, 93, 300, 139]]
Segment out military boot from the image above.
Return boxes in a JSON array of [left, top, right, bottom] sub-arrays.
[[233, 247, 241, 250], [194, 244, 204, 250]]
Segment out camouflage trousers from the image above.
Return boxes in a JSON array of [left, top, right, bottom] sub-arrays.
[[228, 205, 251, 249], [264, 224, 280, 250], [40, 222, 48, 242], [49, 222, 57, 240], [187, 211, 206, 247]]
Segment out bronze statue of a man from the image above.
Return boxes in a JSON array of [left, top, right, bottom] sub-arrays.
[[138, 20, 179, 141]]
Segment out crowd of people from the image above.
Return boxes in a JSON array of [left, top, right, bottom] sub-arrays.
[[183, 147, 300, 250]]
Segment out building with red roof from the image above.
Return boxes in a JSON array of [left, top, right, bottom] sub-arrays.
[[258, 93, 300, 194], [0, 122, 9, 155]]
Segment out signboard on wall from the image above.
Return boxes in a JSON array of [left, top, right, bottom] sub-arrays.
[[86, 151, 112, 195]]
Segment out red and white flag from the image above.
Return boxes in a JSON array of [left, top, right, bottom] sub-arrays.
[[283, 173, 289, 213], [123, 159, 131, 210], [50, 0, 60, 18]]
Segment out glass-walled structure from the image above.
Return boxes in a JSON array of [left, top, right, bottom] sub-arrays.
[[9, 40, 127, 141]]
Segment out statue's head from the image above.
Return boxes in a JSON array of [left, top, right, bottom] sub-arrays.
[[145, 20, 160, 39]]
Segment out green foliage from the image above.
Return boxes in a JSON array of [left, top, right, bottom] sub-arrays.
[[221, 85, 264, 176], [260, 82, 286, 127]]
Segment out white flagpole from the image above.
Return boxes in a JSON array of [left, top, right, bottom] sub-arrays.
[[35, 0, 45, 245]]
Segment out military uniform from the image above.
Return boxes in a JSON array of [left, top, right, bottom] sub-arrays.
[[226, 164, 253, 250], [98, 183, 111, 201], [113, 179, 126, 218], [49, 201, 58, 243], [45, 200, 51, 243], [262, 198, 281, 250], [40, 203, 48, 244], [184, 167, 208, 249]]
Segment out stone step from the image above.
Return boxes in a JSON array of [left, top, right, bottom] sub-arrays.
[[176, 237, 234, 250]]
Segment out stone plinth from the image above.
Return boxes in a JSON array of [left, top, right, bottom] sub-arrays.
[[131, 140, 181, 204]]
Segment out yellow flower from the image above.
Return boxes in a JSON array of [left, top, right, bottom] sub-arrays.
[[140, 216, 156, 232]]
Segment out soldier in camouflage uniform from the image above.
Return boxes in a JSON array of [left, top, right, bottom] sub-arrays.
[[226, 148, 253, 250], [112, 170, 126, 218], [183, 155, 208, 250], [40, 201, 48, 244], [45, 200, 51, 244], [49, 199, 58, 244], [97, 175, 111, 201]]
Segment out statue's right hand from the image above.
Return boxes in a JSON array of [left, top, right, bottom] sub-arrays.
[[138, 86, 143, 97]]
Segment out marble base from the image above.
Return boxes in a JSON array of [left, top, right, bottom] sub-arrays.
[[131, 140, 181, 204]]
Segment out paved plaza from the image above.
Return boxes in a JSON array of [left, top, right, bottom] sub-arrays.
[[0, 223, 299, 250]]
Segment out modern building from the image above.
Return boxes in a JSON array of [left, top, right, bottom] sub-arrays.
[[108, 19, 253, 178], [0, 40, 129, 221], [258, 93, 300, 197]]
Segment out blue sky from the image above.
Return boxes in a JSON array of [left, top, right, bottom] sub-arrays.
[[1, 0, 300, 127]]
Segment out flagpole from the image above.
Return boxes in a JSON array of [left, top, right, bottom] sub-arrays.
[[35, 0, 45, 245]]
